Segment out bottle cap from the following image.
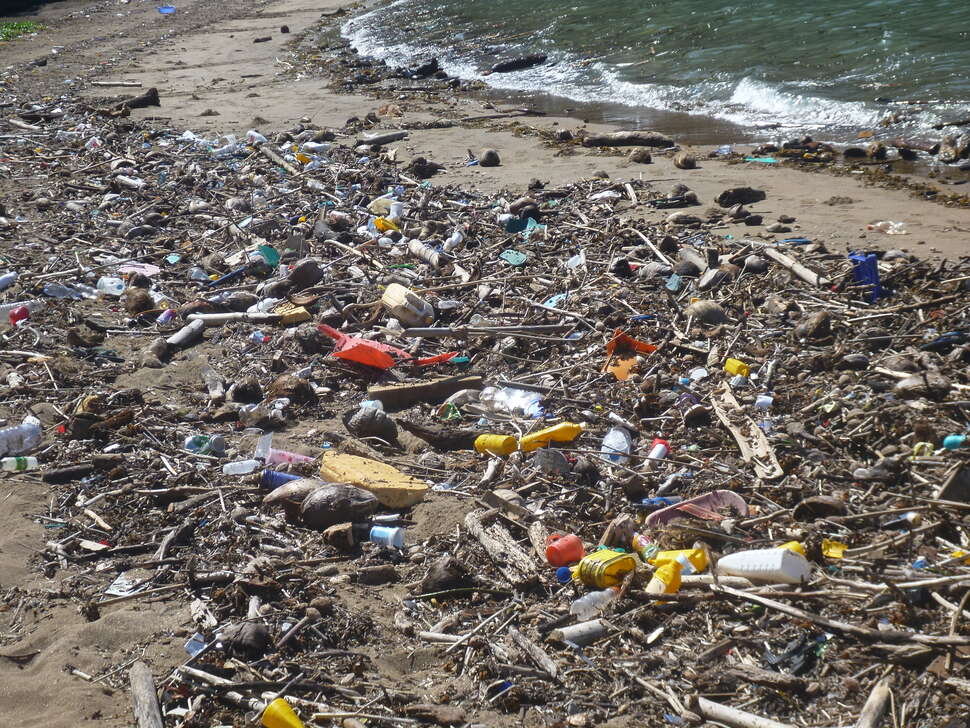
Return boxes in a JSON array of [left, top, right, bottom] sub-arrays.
[[556, 566, 572, 584], [651, 437, 670, 450]]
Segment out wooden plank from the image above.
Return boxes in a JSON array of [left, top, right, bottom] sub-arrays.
[[464, 509, 537, 587], [710, 385, 783, 480], [367, 375, 482, 409], [129, 661, 164, 728]]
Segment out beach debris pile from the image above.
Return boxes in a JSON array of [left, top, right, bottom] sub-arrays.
[[3, 88, 970, 728]]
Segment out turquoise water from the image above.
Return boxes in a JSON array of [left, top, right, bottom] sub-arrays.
[[343, 0, 970, 140]]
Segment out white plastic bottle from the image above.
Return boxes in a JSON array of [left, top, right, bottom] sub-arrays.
[[222, 459, 261, 475], [716, 543, 812, 584], [0, 418, 43, 457], [1, 456, 39, 472], [600, 427, 633, 464], [96, 276, 125, 296], [570, 587, 619, 620]]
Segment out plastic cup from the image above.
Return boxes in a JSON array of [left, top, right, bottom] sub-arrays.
[[261, 698, 304, 728], [369, 525, 405, 549], [545, 533, 585, 567], [260, 469, 302, 489]]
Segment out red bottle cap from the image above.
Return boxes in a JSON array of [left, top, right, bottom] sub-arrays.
[[651, 438, 670, 450]]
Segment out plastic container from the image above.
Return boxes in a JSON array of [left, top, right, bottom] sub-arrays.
[[600, 427, 632, 464], [645, 560, 683, 595], [0, 271, 18, 291], [572, 548, 638, 588], [519, 422, 583, 452], [724, 358, 750, 377], [474, 434, 517, 456], [0, 418, 42, 457], [479, 386, 544, 418], [369, 525, 405, 548], [944, 434, 967, 450], [381, 283, 435, 327], [649, 548, 708, 574], [570, 587, 619, 620], [545, 533, 585, 567], [260, 469, 302, 489], [1, 456, 39, 472], [183, 434, 226, 456], [0, 300, 45, 319], [631, 533, 659, 563], [716, 544, 812, 584], [8, 305, 29, 327]]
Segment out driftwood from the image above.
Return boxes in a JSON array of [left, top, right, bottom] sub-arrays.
[[710, 385, 783, 480], [582, 130, 674, 148], [463, 509, 538, 587], [691, 696, 797, 728], [357, 131, 409, 147], [129, 661, 164, 728], [761, 246, 830, 287], [508, 626, 558, 678], [115, 87, 159, 110], [855, 677, 891, 728]]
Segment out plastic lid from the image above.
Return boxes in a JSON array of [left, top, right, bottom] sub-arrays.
[[556, 566, 572, 584], [651, 437, 670, 449], [779, 541, 806, 556]]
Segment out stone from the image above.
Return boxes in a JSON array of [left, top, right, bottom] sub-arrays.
[[479, 148, 500, 167], [715, 187, 766, 207], [628, 148, 652, 163], [673, 150, 697, 169], [766, 223, 791, 233]]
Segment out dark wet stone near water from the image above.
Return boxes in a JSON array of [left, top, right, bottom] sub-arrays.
[[716, 186, 766, 207], [479, 148, 500, 167]]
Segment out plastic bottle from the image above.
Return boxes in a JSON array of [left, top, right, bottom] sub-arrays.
[[649, 548, 708, 575], [255, 433, 315, 466], [96, 276, 125, 296], [644, 437, 670, 468], [600, 427, 632, 464], [222, 459, 261, 475], [631, 532, 659, 563], [183, 434, 226, 456], [519, 422, 583, 452], [0, 300, 46, 321], [645, 560, 683, 595], [188, 266, 210, 282], [246, 129, 268, 145], [0, 418, 43, 457], [260, 469, 301, 489], [716, 543, 812, 584], [479, 386, 544, 418], [570, 587, 619, 620], [443, 228, 465, 253], [8, 305, 29, 327], [474, 434, 517, 456], [381, 283, 435, 327], [0, 271, 18, 291], [545, 533, 585, 567], [1, 456, 39, 472]]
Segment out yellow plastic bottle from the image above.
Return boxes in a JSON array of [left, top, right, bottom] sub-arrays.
[[474, 434, 518, 456], [724, 358, 750, 377], [648, 548, 708, 574], [645, 560, 683, 595], [519, 422, 584, 452]]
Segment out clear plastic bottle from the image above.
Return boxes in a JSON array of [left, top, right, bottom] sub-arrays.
[[222, 459, 261, 475], [569, 587, 619, 620], [1, 456, 39, 472], [0, 418, 43, 457], [0, 300, 46, 319], [600, 427, 633, 464], [479, 386, 544, 418]]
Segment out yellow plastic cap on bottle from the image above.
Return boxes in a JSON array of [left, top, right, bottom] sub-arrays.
[[724, 358, 750, 377], [645, 560, 683, 595], [779, 541, 806, 556], [262, 698, 304, 728]]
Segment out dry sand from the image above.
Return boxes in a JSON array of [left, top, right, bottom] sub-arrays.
[[0, 0, 968, 724]]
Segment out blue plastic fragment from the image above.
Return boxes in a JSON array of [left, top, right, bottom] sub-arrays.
[[849, 251, 890, 302]]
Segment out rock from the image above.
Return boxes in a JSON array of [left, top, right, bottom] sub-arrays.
[[409, 58, 440, 78], [666, 212, 702, 225], [227, 376, 263, 404], [582, 130, 674, 148], [355, 564, 399, 585], [743, 214, 763, 226], [555, 129, 573, 142], [405, 156, 445, 179], [843, 147, 867, 159], [263, 477, 329, 521], [479, 148, 501, 167], [668, 183, 690, 198], [490, 53, 547, 74], [716, 187, 766, 207], [673, 150, 697, 169], [628, 148, 652, 163], [421, 555, 472, 592], [793, 311, 832, 340], [838, 353, 870, 370], [220, 622, 271, 658], [294, 323, 331, 354], [124, 288, 154, 315], [286, 258, 325, 289], [402, 704, 467, 725], [867, 141, 887, 160], [673, 259, 701, 277], [766, 223, 791, 233], [894, 371, 951, 400], [266, 374, 315, 404], [742, 255, 768, 274], [792, 495, 847, 521], [301, 484, 380, 530], [685, 300, 728, 325], [727, 204, 749, 219], [347, 406, 397, 440], [778, 214, 796, 224]]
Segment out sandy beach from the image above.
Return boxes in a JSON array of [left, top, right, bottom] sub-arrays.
[[0, 0, 968, 725]]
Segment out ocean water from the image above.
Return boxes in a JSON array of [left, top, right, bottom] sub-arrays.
[[342, 0, 970, 142]]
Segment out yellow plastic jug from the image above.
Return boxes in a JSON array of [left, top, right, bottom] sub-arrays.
[[571, 549, 638, 588]]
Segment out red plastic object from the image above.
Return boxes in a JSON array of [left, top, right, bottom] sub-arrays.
[[8, 305, 29, 327], [545, 533, 585, 567], [317, 324, 458, 370]]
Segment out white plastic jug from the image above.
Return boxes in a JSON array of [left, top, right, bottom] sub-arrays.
[[381, 283, 435, 327], [716, 546, 812, 584]]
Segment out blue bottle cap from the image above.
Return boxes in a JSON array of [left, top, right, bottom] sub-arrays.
[[556, 566, 572, 584]]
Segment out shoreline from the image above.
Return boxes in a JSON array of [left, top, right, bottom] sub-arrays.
[[0, 1, 969, 725]]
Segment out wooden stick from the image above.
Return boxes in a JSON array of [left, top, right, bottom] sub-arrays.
[[129, 661, 163, 728], [855, 677, 891, 728], [259, 144, 300, 175], [693, 696, 797, 728], [761, 246, 829, 287]]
